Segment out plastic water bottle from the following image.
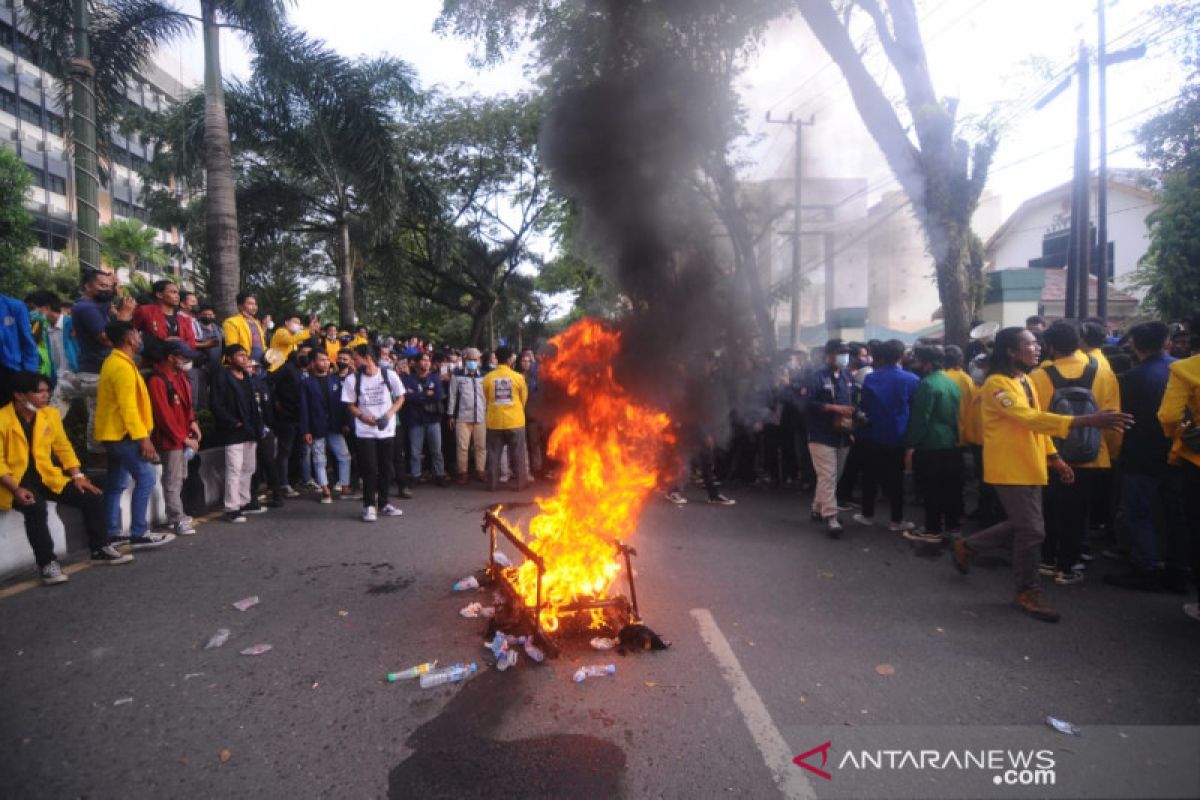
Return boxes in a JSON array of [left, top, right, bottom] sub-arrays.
[[419, 662, 477, 688], [572, 664, 616, 683], [522, 638, 545, 663], [453, 575, 480, 592], [387, 661, 437, 682], [184, 446, 196, 461]]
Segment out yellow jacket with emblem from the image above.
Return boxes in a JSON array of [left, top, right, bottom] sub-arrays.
[[980, 373, 1072, 486], [482, 365, 527, 430], [0, 403, 81, 510], [94, 349, 154, 441], [1157, 353, 1200, 469], [945, 368, 981, 446], [221, 313, 268, 357], [1028, 350, 1121, 468], [266, 326, 312, 372]]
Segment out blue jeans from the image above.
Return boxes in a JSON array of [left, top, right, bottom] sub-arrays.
[[325, 432, 352, 486], [1122, 471, 1188, 571], [408, 422, 445, 479], [104, 439, 157, 538]]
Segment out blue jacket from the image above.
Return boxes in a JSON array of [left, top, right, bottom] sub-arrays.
[[300, 373, 346, 439], [1119, 352, 1176, 475], [797, 365, 855, 447], [860, 365, 920, 446], [402, 372, 445, 427], [1, 295, 38, 372]]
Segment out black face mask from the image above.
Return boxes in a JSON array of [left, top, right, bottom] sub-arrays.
[[201, 317, 215, 325], [296, 354, 310, 369], [93, 290, 115, 303]]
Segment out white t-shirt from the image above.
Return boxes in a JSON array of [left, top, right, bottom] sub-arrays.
[[341, 367, 403, 439]]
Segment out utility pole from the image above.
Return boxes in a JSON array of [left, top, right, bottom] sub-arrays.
[[69, 0, 100, 276], [767, 111, 815, 349], [1069, 41, 1091, 320]]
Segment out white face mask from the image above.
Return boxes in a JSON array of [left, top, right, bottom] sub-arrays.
[[834, 353, 850, 369], [179, 360, 193, 371], [25, 402, 39, 413], [287, 322, 302, 334]]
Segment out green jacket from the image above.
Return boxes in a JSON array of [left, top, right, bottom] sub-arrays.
[[905, 369, 960, 450]]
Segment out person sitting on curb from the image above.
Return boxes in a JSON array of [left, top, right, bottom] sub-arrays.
[[0, 370, 132, 585]]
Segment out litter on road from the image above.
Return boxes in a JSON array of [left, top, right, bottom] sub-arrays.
[[573, 664, 616, 683], [590, 637, 618, 650], [387, 661, 438, 681], [240, 644, 273, 656], [232, 596, 259, 611], [204, 629, 231, 649], [452, 575, 479, 592], [113, 697, 133, 706], [1046, 716, 1081, 736], [459, 602, 493, 618]]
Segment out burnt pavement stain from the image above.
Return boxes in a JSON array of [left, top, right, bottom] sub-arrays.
[[366, 575, 415, 595], [389, 669, 626, 799]]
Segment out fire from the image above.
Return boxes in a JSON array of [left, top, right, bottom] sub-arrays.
[[502, 319, 673, 632]]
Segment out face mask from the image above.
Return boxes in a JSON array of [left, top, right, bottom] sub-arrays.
[[201, 317, 215, 325], [93, 290, 115, 303], [287, 322, 302, 334], [379, 358, 393, 368], [834, 354, 850, 369], [25, 401, 39, 413], [439, 365, 449, 376], [179, 360, 193, 371], [466, 360, 479, 371]]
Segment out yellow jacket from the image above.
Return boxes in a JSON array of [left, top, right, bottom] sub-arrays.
[[221, 314, 268, 358], [482, 365, 527, 430], [1083, 346, 1112, 374], [95, 349, 154, 441], [266, 327, 312, 372], [945, 368, 981, 446], [980, 373, 1072, 486], [1158, 354, 1200, 469], [1029, 350, 1121, 467], [0, 404, 80, 510]]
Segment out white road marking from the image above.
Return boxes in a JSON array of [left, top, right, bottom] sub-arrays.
[[691, 608, 815, 800]]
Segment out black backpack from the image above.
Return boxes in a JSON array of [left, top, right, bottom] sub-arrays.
[[354, 365, 396, 407], [1045, 356, 1101, 464]]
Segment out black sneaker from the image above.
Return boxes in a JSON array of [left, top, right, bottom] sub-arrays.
[[1038, 562, 1057, 577], [91, 545, 134, 565], [225, 511, 247, 524], [826, 517, 843, 538], [265, 495, 285, 508], [903, 529, 944, 544], [399, 488, 414, 499], [129, 532, 175, 549], [707, 494, 736, 506], [1054, 569, 1084, 586], [241, 501, 267, 515]]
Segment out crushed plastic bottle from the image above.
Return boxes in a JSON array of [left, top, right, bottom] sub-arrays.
[[387, 661, 438, 682], [573, 664, 617, 683], [419, 662, 478, 688], [204, 628, 231, 649], [452, 575, 480, 592], [522, 638, 545, 664]]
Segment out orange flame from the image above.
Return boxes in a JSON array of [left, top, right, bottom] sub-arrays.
[[502, 319, 673, 632]]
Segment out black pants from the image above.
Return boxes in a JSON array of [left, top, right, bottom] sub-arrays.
[[913, 448, 963, 533], [1043, 468, 1095, 571], [837, 438, 869, 505], [15, 482, 108, 567], [357, 436, 394, 509], [273, 418, 299, 491], [762, 423, 791, 485], [860, 440, 905, 523], [1182, 461, 1200, 604], [391, 423, 409, 490]]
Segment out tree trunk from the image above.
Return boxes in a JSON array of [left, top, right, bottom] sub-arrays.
[[468, 311, 489, 350], [932, 221, 971, 349], [336, 219, 355, 327], [201, 1, 240, 318]]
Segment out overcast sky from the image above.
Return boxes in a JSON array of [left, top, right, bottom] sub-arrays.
[[156, 0, 1185, 237]]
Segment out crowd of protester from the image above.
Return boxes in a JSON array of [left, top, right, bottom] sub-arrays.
[[2, 274, 1198, 628]]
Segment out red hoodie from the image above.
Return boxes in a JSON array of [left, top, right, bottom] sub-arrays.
[[146, 366, 194, 450], [133, 304, 197, 349]]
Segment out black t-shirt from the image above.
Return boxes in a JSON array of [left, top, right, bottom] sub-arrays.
[[17, 415, 46, 494]]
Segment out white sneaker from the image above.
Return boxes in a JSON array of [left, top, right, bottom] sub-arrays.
[[173, 519, 196, 536], [851, 513, 874, 527], [1184, 603, 1200, 623], [40, 560, 68, 585], [320, 492, 333, 504], [888, 521, 916, 533], [380, 504, 403, 517], [304, 480, 322, 492], [362, 506, 377, 523], [664, 491, 688, 506]]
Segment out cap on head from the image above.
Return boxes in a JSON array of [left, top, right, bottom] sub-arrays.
[[824, 338, 850, 356]]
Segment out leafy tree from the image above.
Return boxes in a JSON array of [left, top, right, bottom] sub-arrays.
[[100, 217, 169, 276], [795, 0, 998, 348], [0, 147, 36, 291], [0, 254, 80, 300]]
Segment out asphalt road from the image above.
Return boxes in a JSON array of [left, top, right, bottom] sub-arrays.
[[1, 480, 1198, 799]]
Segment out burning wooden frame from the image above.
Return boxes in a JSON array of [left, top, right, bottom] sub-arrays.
[[483, 508, 641, 659]]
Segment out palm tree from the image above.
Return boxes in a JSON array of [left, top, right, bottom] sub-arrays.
[[26, 0, 291, 316], [100, 217, 170, 277]]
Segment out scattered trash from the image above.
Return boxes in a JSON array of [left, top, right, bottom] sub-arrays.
[[232, 596, 259, 611], [219, 749, 233, 763], [489, 633, 519, 671], [617, 623, 671, 651], [337, 610, 349, 617], [590, 637, 618, 650], [522, 638, 545, 663], [460, 602, 494, 618], [492, 551, 513, 568], [496, 649, 519, 671], [452, 575, 480, 592], [113, 697, 133, 706], [935, 627, 945, 634], [644, 681, 684, 688], [1045, 716, 1080, 736], [875, 664, 896, 676], [818, 571, 834, 580], [183, 673, 205, 680], [419, 662, 477, 688], [387, 661, 438, 682], [204, 629, 231, 650], [573, 664, 616, 683], [239, 644, 273, 656], [312, 682, 319, 689]]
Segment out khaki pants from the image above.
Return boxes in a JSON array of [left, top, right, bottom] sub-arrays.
[[965, 484, 1045, 593], [808, 441, 848, 519], [224, 442, 257, 512], [455, 421, 487, 474], [161, 448, 189, 525]]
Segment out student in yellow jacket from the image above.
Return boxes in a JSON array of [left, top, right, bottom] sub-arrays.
[[1156, 340, 1200, 623], [482, 345, 530, 491], [1028, 321, 1122, 586], [95, 321, 174, 550], [221, 292, 269, 366], [0, 371, 133, 584], [265, 313, 312, 372], [952, 327, 1130, 623]]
